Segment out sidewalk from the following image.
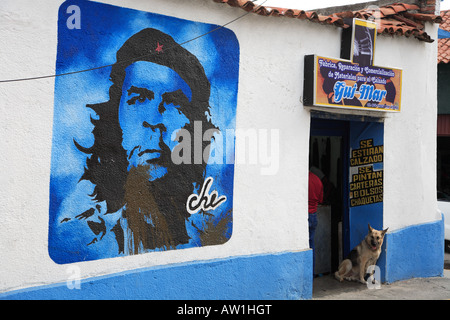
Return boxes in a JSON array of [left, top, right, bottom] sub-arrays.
[[312, 256, 450, 300]]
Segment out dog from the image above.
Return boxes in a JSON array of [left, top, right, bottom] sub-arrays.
[[335, 224, 388, 284]]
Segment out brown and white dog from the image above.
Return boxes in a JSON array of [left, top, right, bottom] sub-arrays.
[[335, 224, 388, 284]]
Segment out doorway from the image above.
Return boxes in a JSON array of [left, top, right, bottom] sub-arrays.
[[310, 118, 348, 275], [309, 114, 384, 277]]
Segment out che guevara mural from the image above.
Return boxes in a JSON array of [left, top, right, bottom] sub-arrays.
[[49, 0, 238, 263]]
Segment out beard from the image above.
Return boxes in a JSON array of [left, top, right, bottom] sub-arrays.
[[122, 164, 192, 254]]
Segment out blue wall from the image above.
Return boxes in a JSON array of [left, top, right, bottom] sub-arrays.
[[381, 216, 444, 283], [1, 215, 445, 299], [1, 250, 313, 300], [348, 121, 384, 255]]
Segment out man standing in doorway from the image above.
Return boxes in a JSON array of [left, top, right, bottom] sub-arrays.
[[308, 167, 324, 274]]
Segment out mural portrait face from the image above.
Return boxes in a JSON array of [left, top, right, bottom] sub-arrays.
[[49, 0, 239, 263], [118, 61, 192, 180]]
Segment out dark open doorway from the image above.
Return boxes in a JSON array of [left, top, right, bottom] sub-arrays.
[[310, 117, 349, 275], [309, 114, 384, 278]]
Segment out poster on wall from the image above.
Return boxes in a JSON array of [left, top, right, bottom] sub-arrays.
[[49, 0, 239, 263], [351, 19, 377, 67]]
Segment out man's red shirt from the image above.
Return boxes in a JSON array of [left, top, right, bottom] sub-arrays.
[[308, 171, 323, 214]]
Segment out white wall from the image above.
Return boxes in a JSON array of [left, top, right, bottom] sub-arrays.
[[0, 0, 439, 293], [379, 25, 440, 230], [1, 0, 59, 293]]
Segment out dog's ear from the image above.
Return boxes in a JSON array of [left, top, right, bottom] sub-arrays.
[[382, 228, 389, 236], [368, 224, 373, 232]]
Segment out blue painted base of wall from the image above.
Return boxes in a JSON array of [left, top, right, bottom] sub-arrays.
[[381, 216, 444, 284], [2, 217, 443, 300], [1, 250, 313, 300]]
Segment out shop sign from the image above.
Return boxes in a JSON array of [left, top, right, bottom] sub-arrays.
[[303, 19, 402, 112], [349, 138, 383, 207]]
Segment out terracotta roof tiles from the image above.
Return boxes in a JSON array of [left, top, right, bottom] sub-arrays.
[[213, 1, 442, 43], [438, 10, 450, 63]]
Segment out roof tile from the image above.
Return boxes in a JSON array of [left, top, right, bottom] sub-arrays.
[[380, 7, 397, 16], [439, 11, 450, 63], [399, 3, 421, 11], [441, 10, 450, 31], [213, 1, 441, 43]]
